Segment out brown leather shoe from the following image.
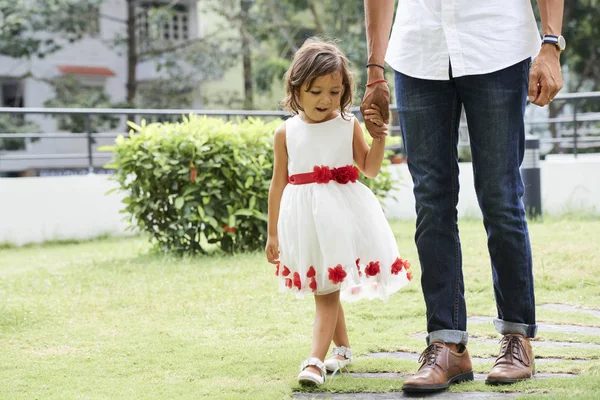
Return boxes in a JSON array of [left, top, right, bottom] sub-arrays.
[[486, 333, 534, 385], [402, 341, 474, 393]]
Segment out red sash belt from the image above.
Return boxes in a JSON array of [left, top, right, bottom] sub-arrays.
[[288, 165, 360, 185]]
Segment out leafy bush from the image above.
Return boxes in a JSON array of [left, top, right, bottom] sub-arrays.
[[363, 134, 400, 203], [105, 115, 399, 254], [0, 115, 40, 151]]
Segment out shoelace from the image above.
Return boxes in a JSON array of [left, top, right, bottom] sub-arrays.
[[496, 334, 530, 366], [418, 343, 442, 366]]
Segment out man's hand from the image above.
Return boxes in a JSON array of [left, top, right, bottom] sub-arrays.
[[363, 103, 389, 135], [360, 82, 390, 140], [528, 45, 563, 107]]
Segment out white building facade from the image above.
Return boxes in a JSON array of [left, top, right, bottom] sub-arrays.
[[0, 0, 201, 175]]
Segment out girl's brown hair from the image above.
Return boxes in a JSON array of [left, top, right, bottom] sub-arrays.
[[282, 38, 354, 120]]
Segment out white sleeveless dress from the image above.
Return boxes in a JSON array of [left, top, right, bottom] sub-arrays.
[[275, 113, 411, 302]]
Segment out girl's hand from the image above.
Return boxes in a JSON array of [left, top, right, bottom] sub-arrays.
[[265, 236, 280, 264], [363, 104, 388, 134]]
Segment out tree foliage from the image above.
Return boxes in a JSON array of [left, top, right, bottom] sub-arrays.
[[0, 115, 39, 151], [43, 75, 121, 134], [0, 0, 102, 59]]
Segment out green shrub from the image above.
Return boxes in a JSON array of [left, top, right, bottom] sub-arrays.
[[105, 115, 399, 254], [363, 134, 400, 204]]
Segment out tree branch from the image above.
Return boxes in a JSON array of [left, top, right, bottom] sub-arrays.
[[136, 32, 220, 58], [268, 0, 299, 53], [308, 0, 324, 35]]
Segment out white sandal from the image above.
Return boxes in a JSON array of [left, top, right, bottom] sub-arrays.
[[297, 357, 326, 386], [324, 346, 353, 372]]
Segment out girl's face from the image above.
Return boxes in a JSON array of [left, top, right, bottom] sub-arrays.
[[298, 73, 344, 123]]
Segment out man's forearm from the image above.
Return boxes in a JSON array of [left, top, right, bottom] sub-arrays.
[[364, 0, 396, 80], [537, 0, 564, 35]]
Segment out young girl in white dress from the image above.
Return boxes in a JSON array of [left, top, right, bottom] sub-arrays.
[[265, 38, 412, 386]]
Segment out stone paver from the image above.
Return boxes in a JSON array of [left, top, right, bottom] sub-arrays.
[[294, 307, 597, 399], [468, 316, 600, 336], [540, 304, 600, 319], [347, 372, 576, 380], [294, 392, 518, 399], [412, 332, 600, 348], [365, 351, 589, 363]]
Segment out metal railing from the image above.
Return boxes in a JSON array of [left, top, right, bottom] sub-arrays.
[[0, 108, 289, 174], [0, 91, 599, 174]]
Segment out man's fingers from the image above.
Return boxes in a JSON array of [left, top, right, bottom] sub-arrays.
[[380, 98, 390, 124], [537, 80, 551, 107], [362, 85, 391, 138], [366, 117, 384, 126], [363, 109, 380, 115], [365, 106, 388, 128], [548, 79, 562, 103], [528, 67, 541, 103], [366, 121, 388, 136], [549, 88, 561, 102]]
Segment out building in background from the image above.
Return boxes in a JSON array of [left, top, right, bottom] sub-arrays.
[[0, 0, 201, 176]]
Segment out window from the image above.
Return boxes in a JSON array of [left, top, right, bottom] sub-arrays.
[[1, 81, 24, 108], [84, 5, 101, 37], [137, 2, 190, 53]]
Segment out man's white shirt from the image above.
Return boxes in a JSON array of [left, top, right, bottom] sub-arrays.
[[385, 0, 542, 80]]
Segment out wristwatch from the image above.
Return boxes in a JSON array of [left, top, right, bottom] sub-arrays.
[[542, 34, 566, 51]]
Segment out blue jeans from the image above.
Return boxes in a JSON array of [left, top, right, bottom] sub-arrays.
[[394, 59, 537, 346]]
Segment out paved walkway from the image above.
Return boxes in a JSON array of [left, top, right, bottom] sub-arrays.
[[294, 304, 598, 399]]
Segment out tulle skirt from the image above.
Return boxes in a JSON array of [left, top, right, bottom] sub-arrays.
[[275, 181, 411, 302]]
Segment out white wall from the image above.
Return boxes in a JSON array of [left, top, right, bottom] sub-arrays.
[[383, 163, 484, 220], [0, 175, 129, 246], [384, 156, 600, 219], [0, 157, 598, 246], [540, 156, 600, 215]]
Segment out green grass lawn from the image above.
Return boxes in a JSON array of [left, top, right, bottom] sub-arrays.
[[1, 217, 599, 399]]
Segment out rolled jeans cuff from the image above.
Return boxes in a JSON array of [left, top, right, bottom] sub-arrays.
[[493, 318, 537, 338], [426, 329, 469, 346]]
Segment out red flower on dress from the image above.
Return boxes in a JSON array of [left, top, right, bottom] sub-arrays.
[[407, 271, 413, 281], [309, 277, 317, 292], [282, 266, 291, 277], [285, 278, 293, 288], [391, 257, 406, 275], [312, 165, 333, 184], [333, 165, 360, 184], [351, 286, 362, 295], [306, 266, 316, 278], [293, 272, 302, 290], [275, 263, 280, 276], [365, 261, 381, 277], [355, 258, 363, 277], [328, 264, 347, 284]]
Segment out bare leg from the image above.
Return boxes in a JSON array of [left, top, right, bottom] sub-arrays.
[[331, 300, 351, 360], [305, 291, 340, 375]]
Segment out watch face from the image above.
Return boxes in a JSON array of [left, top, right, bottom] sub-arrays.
[[558, 35, 566, 51]]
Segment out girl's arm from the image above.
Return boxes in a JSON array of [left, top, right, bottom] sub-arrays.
[[265, 123, 288, 264], [353, 116, 387, 178]]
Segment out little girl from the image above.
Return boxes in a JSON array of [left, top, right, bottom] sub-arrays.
[[265, 38, 411, 386]]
